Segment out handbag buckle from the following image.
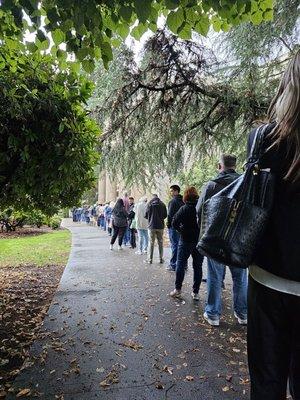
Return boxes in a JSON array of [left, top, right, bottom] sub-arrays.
[[253, 164, 260, 175]]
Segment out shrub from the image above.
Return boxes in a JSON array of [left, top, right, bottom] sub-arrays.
[[48, 217, 62, 230]]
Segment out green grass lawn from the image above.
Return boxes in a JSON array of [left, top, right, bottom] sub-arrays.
[[0, 230, 72, 267]]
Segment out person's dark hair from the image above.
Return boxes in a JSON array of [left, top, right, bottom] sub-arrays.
[[220, 154, 237, 169], [183, 186, 199, 203], [267, 50, 300, 182], [170, 184, 180, 193], [129, 196, 134, 201], [115, 198, 124, 208]]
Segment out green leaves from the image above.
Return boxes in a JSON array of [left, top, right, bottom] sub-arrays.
[[165, 0, 180, 10], [52, 29, 65, 45], [0, 0, 274, 72], [134, 0, 152, 23], [131, 23, 148, 40], [119, 5, 133, 22], [166, 8, 184, 34], [82, 59, 95, 74], [116, 23, 130, 39], [0, 45, 100, 214], [194, 15, 210, 36]]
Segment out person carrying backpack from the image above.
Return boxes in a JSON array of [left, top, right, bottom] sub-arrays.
[[196, 154, 248, 327]]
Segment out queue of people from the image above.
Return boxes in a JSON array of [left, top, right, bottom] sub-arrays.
[[71, 52, 300, 400], [72, 202, 114, 234], [122, 52, 300, 398]]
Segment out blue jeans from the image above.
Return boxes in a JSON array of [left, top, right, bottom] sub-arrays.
[[205, 258, 248, 320], [123, 227, 130, 245], [175, 240, 204, 293], [169, 228, 180, 269], [137, 229, 148, 252]]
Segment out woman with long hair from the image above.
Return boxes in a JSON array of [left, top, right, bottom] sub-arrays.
[[169, 186, 204, 300], [247, 51, 300, 399], [110, 198, 128, 250]]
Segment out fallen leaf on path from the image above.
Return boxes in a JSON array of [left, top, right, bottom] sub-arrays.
[[185, 375, 194, 381], [121, 339, 143, 351], [162, 365, 173, 375], [16, 388, 31, 397], [100, 380, 110, 388], [155, 382, 164, 390]]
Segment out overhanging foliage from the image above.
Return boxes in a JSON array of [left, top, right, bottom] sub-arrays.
[[0, 0, 274, 70], [0, 46, 100, 214]]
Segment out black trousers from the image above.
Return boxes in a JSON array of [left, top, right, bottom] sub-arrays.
[[130, 228, 136, 248], [248, 276, 300, 400], [110, 225, 126, 246]]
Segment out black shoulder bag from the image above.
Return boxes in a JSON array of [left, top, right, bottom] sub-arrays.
[[197, 125, 275, 268]]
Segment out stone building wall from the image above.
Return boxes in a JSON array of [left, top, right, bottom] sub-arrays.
[[97, 171, 174, 204]]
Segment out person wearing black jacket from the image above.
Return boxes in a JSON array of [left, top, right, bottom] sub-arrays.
[[167, 185, 184, 271], [169, 187, 203, 300], [144, 194, 167, 264], [128, 196, 136, 249], [196, 155, 248, 327], [246, 52, 300, 400], [110, 198, 128, 250]]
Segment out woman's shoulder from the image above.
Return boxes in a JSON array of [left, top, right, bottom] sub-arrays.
[[247, 122, 276, 156]]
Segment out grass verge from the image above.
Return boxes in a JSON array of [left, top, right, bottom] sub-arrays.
[[0, 229, 71, 267]]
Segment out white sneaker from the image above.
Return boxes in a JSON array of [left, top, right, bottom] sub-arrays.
[[191, 292, 200, 301], [135, 250, 142, 255], [110, 244, 113, 250], [142, 250, 147, 254], [234, 312, 247, 325], [203, 312, 220, 326], [169, 289, 182, 299], [118, 246, 123, 251]]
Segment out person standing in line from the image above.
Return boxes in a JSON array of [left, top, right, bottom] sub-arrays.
[[128, 196, 136, 249], [105, 202, 113, 236], [122, 192, 130, 246], [110, 198, 128, 250], [144, 194, 167, 264], [134, 196, 149, 255], [196, 154, 248, 327], [169, 187, 204, 300], [102, 202, 109, 231], [246, 52, 300, 400], [167, 185, 184, 271], [84, 206, 91, 224]]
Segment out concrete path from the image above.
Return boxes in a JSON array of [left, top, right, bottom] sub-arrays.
[[9, 220, 249, 399]]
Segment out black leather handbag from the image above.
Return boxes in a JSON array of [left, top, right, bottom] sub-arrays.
[[197, 125, 275, 268]]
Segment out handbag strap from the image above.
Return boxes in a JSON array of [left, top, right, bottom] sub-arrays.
[[247, 124, 269, 164]]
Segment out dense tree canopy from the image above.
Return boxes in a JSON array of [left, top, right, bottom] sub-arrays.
[[90, 0, 299, 188], [0, 0, 274, 70], [0, 47, 99, 214]]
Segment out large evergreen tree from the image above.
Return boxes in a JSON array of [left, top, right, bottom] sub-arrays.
[[90, 0, 299, 187]]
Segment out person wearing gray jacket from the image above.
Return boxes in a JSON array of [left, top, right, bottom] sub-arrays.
[[134, 196, 149, 255]]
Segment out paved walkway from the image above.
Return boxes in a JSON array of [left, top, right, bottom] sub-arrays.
[[9, 220, 249, 399]]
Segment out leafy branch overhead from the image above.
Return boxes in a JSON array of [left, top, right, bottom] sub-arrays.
[[0, 0, 274, 70]]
